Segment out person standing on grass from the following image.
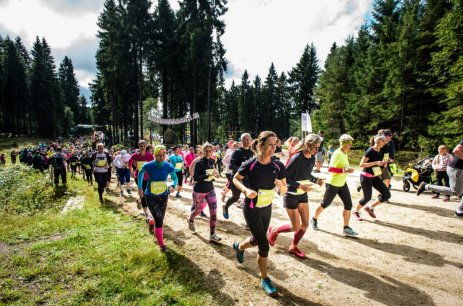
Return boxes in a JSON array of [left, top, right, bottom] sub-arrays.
[[93, 143, 112, 203], [113, 150, 132, 196], [232, 131, 287, 297], [311, 134, 358, 237], [352, 135, 391, 221], [129, 140, 154, 219], [267, 133, 324, 259], [81, 151, 94, 186], [49, 147, 67, 187], [187, 143, 221, 242], [138, 145, 178, 252], [417, 138, 463, 217]]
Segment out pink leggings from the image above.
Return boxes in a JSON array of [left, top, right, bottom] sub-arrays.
[[189, 190, 217, 235]]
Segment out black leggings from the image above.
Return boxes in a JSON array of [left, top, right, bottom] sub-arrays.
[[359, 175, 391, 206], [321, 183, 353, 210], [243, 204, 272, 257], [53, 168, 67, 185], [224, 181, 242, 209], [85, 169, 93, 184], [94, 172, 108, 196], [146, 195, 168, 228]]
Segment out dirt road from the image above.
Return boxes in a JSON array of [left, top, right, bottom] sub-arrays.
[[105, 165, 463, 306]]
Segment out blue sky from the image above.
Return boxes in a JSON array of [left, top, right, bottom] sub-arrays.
[[0, 0, 373, 100]]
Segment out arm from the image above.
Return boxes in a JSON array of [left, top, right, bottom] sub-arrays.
[[228, 151, 240, 172], [359, 156, 386, 168], [233, 173, 257, 199], [389, 141, 395, 161], [138, 167, 146, 190], [453, 144, 463, 160], [169, 170, 178, 190]]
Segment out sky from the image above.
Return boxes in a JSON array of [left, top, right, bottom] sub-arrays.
[[0, 0, 373, 100]]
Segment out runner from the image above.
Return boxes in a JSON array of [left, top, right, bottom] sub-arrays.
[[223, 133, 254, 219], [352, 135, 391, 220], [311, 134, 358, 237], [417, 138, 463, 217], [113, 150, 131, 196], [93, 143, 112, 203], [81, 151, 94, 186], [138, 145, 178, 252], [221, 141, 239, 202], [129, 140, 154, 218], [184, 147, 196, 184], [187, 143, 220, 240], [285, 137, 300, 166], [68, 152, 79, 179], [169, 145, 184, 198], [314, 130, 325, 173], [232, 131, 287, 297], [49, 147, 67, 187], [267, 133, 324, 258]]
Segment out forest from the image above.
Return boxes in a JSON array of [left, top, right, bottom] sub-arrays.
[[0, 0, 461, 150]]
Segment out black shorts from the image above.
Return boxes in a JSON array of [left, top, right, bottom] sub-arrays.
[[283, 193, 308, 209], [176, 171, 183, 186]]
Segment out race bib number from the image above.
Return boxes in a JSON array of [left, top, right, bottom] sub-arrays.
[[383, 153, 389, 162], [136, 161, 146, 170], [175, 162, 183, 170], [71, 162, 76, 166], [150, 181, 167, 195], [256, 189, 274, 208], [204, 169, 215, 181], [85, 164, 92, 170], [96, 160, 106, 167], [372, 166, 382, 177], [296, 180, 310, 195]]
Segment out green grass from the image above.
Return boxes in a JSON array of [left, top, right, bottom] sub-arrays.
[[0, 178, 212, 305]]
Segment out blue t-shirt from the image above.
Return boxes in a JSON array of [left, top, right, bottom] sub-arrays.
[[169, 154, 184, 172], [138, 161, 177, 196]]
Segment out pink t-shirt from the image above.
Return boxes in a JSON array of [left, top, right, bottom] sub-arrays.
[[129, 152, 154, 180]]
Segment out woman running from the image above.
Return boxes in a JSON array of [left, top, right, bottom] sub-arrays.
[[311, 134, 358, 237], [232, 131, 287, 297], [187, 143, 221, 242], [138, 145, 178, 252], [352, 134, 391, 220], [267, 133, 324, 258]]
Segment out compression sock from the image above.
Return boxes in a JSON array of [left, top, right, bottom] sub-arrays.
[[293, 229, 306, 245], [154, 227, 165, 247], [274, 223, 291, 234]]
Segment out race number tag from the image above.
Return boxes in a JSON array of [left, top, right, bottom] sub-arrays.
[[256, 189, 274, 208], [85, 164, 92, 170], [383, 153, 389, 162], [150, 181, 167, 195], [372, 166, 382, 177], [175, 162, 183, 170], [96, 160, 106, 167], [296, 180, 310, 195], [136, 161, 146, 170], [204, 169, 215, 181], [71, 162, 76, 166]]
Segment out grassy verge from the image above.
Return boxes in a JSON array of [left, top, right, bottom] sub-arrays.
[[0, 167, 212, 305]]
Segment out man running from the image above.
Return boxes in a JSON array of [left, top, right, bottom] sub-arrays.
[[223, 133, 254, 219], [93, 143, 111, 202], [169, 145, 184, 198], [49, 147, 67, 187], [113, 150, 132, 196], [129, 140, 154, 219]]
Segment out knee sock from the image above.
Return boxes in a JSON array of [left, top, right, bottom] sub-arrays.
[[154, 227, 164, 247], [293, 229, 306, 245], [274, 223, 291, 234]]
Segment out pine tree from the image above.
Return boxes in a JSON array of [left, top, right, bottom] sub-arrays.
[[58, 56, 80, 124]]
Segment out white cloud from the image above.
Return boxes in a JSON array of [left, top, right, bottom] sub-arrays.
[[222, 0, 372, 86]]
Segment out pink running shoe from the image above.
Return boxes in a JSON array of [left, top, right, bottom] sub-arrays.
[[288, 245, 306, 259], [352, 211, 363, 221], [364, 206, 377, 219], [267, 226, 278, 246]]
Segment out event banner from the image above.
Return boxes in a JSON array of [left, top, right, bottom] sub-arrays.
[[148, 113, 200, 125]]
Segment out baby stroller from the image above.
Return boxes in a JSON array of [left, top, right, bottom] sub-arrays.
[[402, 157, 435, 192]]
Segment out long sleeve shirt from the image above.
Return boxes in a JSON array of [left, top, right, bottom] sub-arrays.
[[285, 152, 318, 193]]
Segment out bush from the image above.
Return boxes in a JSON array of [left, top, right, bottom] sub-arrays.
[[0, 164, 69, 215]]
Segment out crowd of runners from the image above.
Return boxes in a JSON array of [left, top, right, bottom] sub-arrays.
[[3, 131, 463, 298]]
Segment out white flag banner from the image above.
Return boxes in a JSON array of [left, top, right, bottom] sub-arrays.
[[306, 111, 312, 133], [148, 113, 200, 125], [301, 113, 307, 132]]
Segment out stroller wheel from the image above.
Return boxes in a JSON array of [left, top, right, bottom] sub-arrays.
[[403, 180, 410, 192]]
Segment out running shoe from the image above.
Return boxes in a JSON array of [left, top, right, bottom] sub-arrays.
[[288, 245, 306, 259], [416, 182, 427, 196], [311, 218, 319, 231], [455, 210, 463, 217], [233, 242, 244, 263], [443, 197, 450, 202], [223, 205, 229, 219], [267, 226, 277, 246], [147, 217, 155, 234], [176, 193, 182, 198], [343, 227, 358, 237], [160, 245, 167, 252], [431, 194, 439, 199], [209, 233, 222, 243], [352, 211, 363, 221], [364, 206, 376, 219], [187, 219, 195, 232], [260, 277, 278, 297], [200, 211, 209, 218]]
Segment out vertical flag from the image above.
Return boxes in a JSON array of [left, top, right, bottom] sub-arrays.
[[306, 111, 312, 133], [301, 113, 307, 132]]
